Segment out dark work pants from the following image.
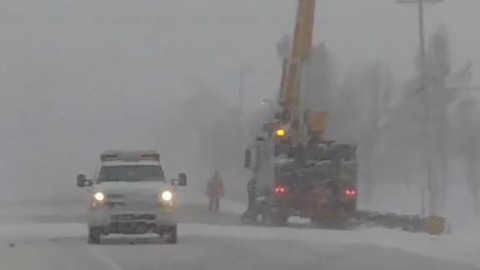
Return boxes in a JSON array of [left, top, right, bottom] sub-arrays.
[[209, 198, 220, 213]]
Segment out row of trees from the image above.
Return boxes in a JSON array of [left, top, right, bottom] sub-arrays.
[[304, 26, 478, 221]]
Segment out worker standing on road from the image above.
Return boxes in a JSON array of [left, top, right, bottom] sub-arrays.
[[206, 170, 225, 213]]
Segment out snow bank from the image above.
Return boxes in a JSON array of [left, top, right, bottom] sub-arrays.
[[180, 224, 480, 268]]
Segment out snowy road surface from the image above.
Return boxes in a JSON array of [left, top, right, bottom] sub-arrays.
[[0, 223, 478, 270], [0, 199, 478, 270]]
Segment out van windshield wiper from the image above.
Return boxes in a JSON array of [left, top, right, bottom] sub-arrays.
[[103, 178, 124, 182]]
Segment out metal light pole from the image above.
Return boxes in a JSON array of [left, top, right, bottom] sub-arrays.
[[238, 68, 254, 150], [239, 68, 254, 118], [397, 0, 443, 217]]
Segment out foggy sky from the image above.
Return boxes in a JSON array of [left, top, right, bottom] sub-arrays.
[[0, 0, 478, 199]]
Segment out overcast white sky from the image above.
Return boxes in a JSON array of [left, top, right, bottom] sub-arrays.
[[0, 0, 477, 199]]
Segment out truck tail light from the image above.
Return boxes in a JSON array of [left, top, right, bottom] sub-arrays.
[[345, 189, 356, 197], [275, 185, 287, 195]]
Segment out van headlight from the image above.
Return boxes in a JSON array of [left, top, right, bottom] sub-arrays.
[[93, 192, 105, 202], [161, 190, 173, 201], [90, 192, 106, 208]]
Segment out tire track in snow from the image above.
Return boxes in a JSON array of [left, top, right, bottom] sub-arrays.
[[87, 246, 126, 270]]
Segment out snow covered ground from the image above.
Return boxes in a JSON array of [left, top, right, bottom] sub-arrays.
[[0, 195, 479, 270], [0, 221, 478, 270]]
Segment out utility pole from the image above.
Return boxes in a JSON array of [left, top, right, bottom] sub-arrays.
[[397, 0, 443, 217], [397, 0, 443, 89]]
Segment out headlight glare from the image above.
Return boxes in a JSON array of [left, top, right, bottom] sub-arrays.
[[161, 190, 173, 201], [93, 192, 105, 202]]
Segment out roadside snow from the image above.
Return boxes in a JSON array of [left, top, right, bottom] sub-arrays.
[[186, 225, 479, 268], [0, 221, 478, 268], [178, 223, 480, 268]]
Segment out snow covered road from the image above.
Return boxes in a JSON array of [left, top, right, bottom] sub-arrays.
[[0, 222, 478, 270], [0, 200, 479, 270]]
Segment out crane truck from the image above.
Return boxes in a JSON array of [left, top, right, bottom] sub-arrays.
[[242, 0, 358, 227]]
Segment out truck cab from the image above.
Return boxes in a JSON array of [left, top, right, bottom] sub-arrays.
[[76, 151, 187, 244]]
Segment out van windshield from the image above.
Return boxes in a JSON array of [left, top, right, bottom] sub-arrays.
[[97, 165, 166, 183]]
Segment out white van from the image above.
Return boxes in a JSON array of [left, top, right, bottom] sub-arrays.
[[76, 151, 187, 244]]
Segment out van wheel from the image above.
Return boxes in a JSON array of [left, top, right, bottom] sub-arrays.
[[165, 225, 177, 244], [88, 227, 101, 244]]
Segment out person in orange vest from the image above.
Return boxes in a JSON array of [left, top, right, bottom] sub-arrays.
[[206, 170, 225, 213]]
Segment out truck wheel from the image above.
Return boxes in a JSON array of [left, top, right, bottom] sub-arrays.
[[165, 225, 177, 244], [343, 202, 356, 215], [258, 212, 272, 226], [88, 227, 101, 244], [257, 205, 274, 226], [273, 213, 288, 227]]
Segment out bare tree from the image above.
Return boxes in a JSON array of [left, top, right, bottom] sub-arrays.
[[163, 89, 233, 179], [359, 62, 394, 203], [454, 99, 479, 215], [302, 43, 336, 113], [324, 61, 394, 205]]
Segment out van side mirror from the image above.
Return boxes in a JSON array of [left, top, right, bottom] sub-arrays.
[[244, 149, 251, 168], [177, 173, 187, 186], [77, 174, 92, 188]]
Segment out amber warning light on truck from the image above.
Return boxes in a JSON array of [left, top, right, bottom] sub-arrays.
[[275, 129, 286, 137]]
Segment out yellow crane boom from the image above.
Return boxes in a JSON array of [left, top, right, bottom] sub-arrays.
[[278, 0, 316, 143]]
